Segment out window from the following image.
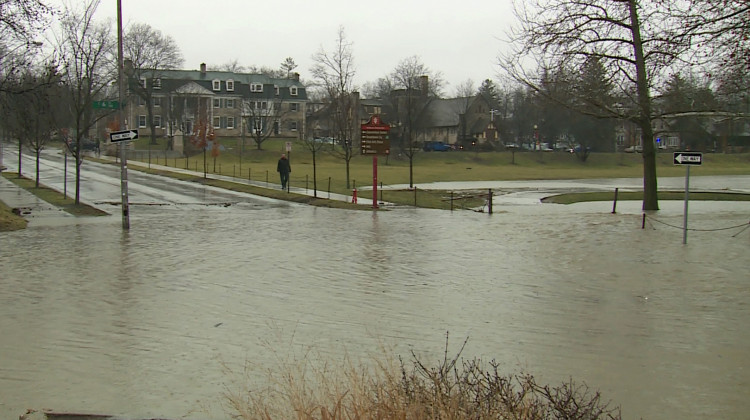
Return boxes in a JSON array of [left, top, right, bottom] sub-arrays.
[[153, 97, 162, 107], [289, 121, 298, 131], [212, 79, 220, 91], [226, 79, 234, 91], [213, 98, 221, 108], [138, 115, 147, 128], [138, 96, 146, 106], [227, 117, 235, 129], [139, 77, 147, 88], [225, 98, 234, 109], [290, 86, 298, 96], [153, 78, 161, 89], [255, 101, 267, 110], [213, 116, 221, 129], [274, 86, 279, 96], [153, 115, 162, 128], [290, 103, 299, 112], [251, 83, 263, 92]]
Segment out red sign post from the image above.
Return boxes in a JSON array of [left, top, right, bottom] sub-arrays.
[[360, 115, 390, 209]]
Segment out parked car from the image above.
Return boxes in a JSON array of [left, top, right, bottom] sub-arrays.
[[313, 137, 335, 144], [624, 145, 643, 153], [423, 141, 451, 151]]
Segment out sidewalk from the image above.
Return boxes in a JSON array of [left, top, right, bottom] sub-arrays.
[[0, 173, 72, 220], [107, 155, 380, 207]]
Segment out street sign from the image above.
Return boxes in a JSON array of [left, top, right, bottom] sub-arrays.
[[673, 151, 703, 165], [360, 115, 391, 155], [110, 129, 139, 142], [93, 100, 121, 110]]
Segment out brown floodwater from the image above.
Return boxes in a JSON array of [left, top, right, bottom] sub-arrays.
[[1, 197, 748, 419]]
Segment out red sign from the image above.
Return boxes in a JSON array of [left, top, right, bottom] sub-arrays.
[[360, 115, 390, 155]]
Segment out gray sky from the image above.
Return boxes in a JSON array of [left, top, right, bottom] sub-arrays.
[[81, 0, 516, 95]]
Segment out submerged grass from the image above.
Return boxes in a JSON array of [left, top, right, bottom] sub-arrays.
[[544, 190, 750, 204]]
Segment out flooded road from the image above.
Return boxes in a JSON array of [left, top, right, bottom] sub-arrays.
[[1, 151, 749, 419]]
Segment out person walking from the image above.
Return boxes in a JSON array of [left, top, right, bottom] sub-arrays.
[[277, 154, 291, 190]]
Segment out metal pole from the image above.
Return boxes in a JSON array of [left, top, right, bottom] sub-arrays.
[[372, 155, 378, 209], [683, 166, 690, 244], [612, 188, 619, 214], [117, 0, 130, 230]]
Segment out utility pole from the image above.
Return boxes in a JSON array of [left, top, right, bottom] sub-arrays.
[[117, 0, 130, 229]]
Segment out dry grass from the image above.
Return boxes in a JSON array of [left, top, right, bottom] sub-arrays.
[[222, 334, 621, 420]]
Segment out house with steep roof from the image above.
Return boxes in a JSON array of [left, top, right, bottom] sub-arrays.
[[415, 94, 499, 148]]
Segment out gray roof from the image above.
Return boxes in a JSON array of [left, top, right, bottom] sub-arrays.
[[421, 97, 475, 127]]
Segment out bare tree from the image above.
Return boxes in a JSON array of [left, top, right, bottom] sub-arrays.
[[0, 0, 52, 43], [501, 0, 695, 211], [212, 59, 247, 73], [54, 0, 115, 204], [6, 65, 61, 185], [389, 55, 442, 189], [311, 26, 358, 189], [242, 85, 293, 151], [679, 1, 749, 77], [454, 79, 476, 146], [123, 22, 184, 152]]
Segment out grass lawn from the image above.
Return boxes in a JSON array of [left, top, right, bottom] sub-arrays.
[[0, 199, 27, 231], [117, 138, 750, 208], [122, 138, 750, 188]]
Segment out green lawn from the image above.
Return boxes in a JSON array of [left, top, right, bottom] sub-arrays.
[[123, 138, 750, 195]]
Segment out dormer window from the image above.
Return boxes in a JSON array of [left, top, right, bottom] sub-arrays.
[[212, 79, 220, 91], [226, 79, 234, 91], [153, 78, 161, 89], [251, 83, 263, 92], [274, 86, 279, 96], [139, 77, 147, 88], [290, 86, 298, 96]]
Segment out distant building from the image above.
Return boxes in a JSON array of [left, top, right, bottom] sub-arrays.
[[125, 63, 308, 144]]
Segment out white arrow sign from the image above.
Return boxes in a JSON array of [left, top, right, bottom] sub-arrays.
[[110, 129, 139, 142], [673, 152, 702, 165]]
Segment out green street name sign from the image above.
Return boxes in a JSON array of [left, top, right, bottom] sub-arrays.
[[92, 100, 121, 110]]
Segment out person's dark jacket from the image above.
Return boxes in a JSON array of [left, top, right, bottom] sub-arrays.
[[277, 157, 291, 173]]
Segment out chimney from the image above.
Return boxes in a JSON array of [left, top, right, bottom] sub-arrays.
[[124, 59, 133, 75], [420, 75, 429, 96], [292, 72, 300, 81], [200, 63, 206, 76]]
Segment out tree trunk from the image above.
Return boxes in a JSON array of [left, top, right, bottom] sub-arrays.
[[628, 0, 659, 211]]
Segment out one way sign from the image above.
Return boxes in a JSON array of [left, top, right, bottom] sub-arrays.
[[673, 151, 702, 165], [110, 129, 139, 143]]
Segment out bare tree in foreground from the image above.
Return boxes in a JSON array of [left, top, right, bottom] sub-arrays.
[[54, 0, 115, 204], [501, 0, 694, 211]]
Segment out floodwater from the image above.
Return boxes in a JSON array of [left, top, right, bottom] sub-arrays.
[[1, 153, 749, 419]]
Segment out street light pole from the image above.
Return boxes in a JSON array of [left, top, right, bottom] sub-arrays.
[[117, 0, 130, 230]]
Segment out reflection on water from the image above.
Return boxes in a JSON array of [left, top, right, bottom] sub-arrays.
[[1, 203, 749, 419]]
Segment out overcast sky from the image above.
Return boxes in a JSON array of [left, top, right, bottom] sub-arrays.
[[62, 0, 517, 95]]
